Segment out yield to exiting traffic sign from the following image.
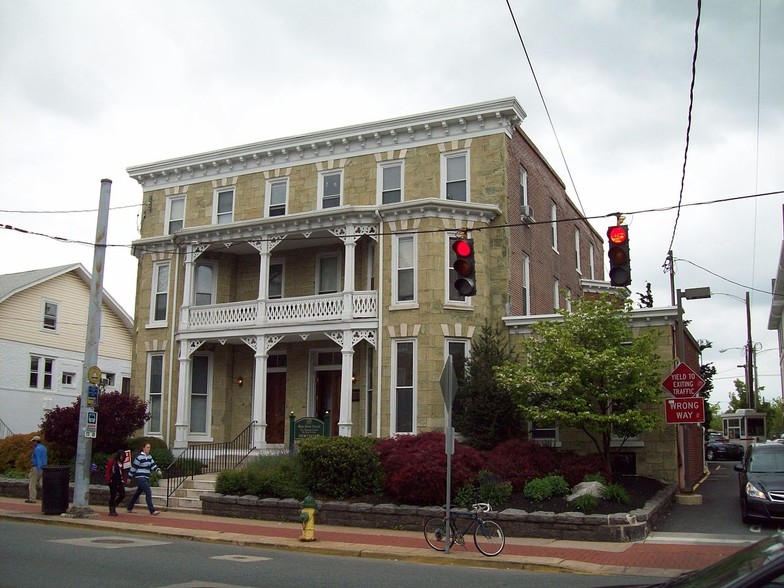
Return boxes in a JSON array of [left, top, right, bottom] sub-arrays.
[[661, 362, 705, 399]]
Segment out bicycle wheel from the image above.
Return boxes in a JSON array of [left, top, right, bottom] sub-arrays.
[[473, 520, 505, 556], [423, 517, 455, 551]]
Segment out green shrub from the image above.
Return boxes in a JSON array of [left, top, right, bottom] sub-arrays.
[[523, 475, 569, 502], [246, 454, 307, 499], [583, 472, 607, 485], [602, 483, 630, 505], [474, 470, 512, 508], [454, 483, 477, 509], [0, 433, 38, 472], [216, 469, 247, 495], [299, 436, 383, 499], [572, 494, 598, 513]]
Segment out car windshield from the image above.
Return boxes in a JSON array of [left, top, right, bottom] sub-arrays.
[[748, 451, 784, 473], [662, 533, 784, 586]]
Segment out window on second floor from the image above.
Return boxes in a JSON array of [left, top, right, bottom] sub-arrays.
[[520, 165, 528, 206], [317, 254, 341, 295], [269, 261, 284, 299], [320, 171, 342, 209], [150, 262, 170, 325], [589, 242, 596, 280], [575, 228, 582, 274], [42, 301, 58, 331], [194, 264, 215, 306], [394, 234, 415, 304], [550, 202, 558, 251], [166, 196, 185, 234], [267, 179, 288, 217], [214, 188, 234, 224], [379, 162, 403, 204], [442, 152, 468, 202]]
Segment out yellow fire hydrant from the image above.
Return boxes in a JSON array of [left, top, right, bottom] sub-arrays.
[[299, 495, 318, 542]]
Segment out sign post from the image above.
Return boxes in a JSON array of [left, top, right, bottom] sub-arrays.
[[439, 357, 458, 554]]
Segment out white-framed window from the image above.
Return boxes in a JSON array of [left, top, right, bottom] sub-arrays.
[[446, 339, 469, 382], [550, 201, 558, 251], [146, 353, 164, 434], [29, 356, 54, 390], [319, 170, 342, 209], [149, 262, 170, 326], [447, 236, 470, 304], [102, 372, 116, 388], [392, 339, 416, 434], [442, 151, 469, 202], [190, 353, 212, 436], [393, 234, 416, 304], [565, 288, 572, 312], [553, 279, 560, 311], [61, 371, 76, 387], [378, 161, 403, 204], [529, 421, 559, 447], [42, 300, 58, 331], [214, 188, 234, 225], [520, 165, 528, 206], [269, 261, 284, 299], [317, 253, 341, 295], [575, 229, 582, 274], [165, 196, 185, 235], [266, 178, 288, 217], [193, 263, 215, 306], [522, 254, 531, 316], [589, 243, 596, 280]]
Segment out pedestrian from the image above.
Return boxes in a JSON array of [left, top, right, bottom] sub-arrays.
[[26, 435, 47, 503], [107, 449, 128, 516], [126, 443, 162, 515]]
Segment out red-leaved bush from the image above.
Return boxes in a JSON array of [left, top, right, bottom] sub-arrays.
[[554, 451, 611, 486], [375, 432, 484, 505], [484, 439, 560, 492]]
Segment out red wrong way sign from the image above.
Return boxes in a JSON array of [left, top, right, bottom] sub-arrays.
[[664, 397, 705, 424], [661, 362, 705, 398]]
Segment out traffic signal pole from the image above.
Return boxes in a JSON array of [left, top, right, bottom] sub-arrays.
[[69, 179, 111, 515]]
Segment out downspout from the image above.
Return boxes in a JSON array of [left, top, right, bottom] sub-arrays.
[[374, 210, 384, 437]]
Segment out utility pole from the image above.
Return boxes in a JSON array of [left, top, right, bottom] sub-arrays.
[[745, 291, 754, 409], [69, 179, 111, 515]]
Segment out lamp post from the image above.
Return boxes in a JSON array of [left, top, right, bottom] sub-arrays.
[[715, 292, 755, 409], [677, 287, 712, 363]]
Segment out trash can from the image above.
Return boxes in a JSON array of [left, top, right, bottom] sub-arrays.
[[42, 465, 70, 515]]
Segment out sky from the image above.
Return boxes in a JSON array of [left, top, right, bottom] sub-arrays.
[[1, 0, 782, 413]]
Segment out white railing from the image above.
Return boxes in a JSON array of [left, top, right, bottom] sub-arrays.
[[185, 291, 377, 331]]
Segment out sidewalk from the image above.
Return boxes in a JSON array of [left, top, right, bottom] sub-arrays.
[[0, 496, 750, 579]]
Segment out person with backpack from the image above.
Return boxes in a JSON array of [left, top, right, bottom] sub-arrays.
[[126, 443, 162, 516], [105, 449, 128, 516]]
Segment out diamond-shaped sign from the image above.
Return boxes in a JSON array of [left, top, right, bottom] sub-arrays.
[[662, 362, 705, 398]]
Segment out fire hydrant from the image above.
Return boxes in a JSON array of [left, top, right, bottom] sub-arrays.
[[299, 495, 318, 542]]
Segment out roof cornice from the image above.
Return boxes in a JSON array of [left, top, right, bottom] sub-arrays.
[[126, 98, 526, 191]]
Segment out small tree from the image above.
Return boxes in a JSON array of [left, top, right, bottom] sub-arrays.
[[452, 322, 524, 450], [495, 293, 665, 474], [40, 391, 149, 456]]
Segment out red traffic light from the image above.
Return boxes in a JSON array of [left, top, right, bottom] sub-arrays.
[[452, 239, 473, 258], [607, 225, 628, 245]]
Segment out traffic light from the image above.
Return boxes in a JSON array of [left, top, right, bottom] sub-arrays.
[[452, 238, 476, 296], [607, 225, 631, 287]]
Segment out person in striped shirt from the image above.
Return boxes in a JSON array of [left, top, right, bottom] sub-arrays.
[[126, 443, 163, 515]]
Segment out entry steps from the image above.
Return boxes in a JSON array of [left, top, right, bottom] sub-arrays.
[[149, 473, 218, 511]]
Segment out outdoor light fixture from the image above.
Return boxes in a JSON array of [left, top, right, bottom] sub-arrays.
[[236, 376, 244, 387]]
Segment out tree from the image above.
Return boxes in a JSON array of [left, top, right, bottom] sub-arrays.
[[728, 379, 749, 411], [453, 323, 523, 450], [41, 391, 150, 456], [494, 293, 665, 474], [698, 340, 717, 435], [636, 281, 654, 309]]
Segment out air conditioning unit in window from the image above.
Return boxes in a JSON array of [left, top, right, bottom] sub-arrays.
[[520, 205, 535, 222]]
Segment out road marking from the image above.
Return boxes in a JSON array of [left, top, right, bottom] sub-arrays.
[[50, 536, 170, 549], [161, 582, 256, 588]]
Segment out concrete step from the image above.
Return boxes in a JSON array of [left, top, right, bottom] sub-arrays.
[[149, 474, 217, 511]]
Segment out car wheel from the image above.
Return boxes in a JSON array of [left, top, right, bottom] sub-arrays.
[[707, 448, 715, 461]]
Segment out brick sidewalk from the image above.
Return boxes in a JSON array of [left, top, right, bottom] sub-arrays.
[[0, 497, 744, 578]]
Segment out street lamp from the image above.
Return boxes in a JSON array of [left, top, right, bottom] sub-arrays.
[[677, 287, 712, 364]]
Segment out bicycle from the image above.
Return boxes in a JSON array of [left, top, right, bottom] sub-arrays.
[[423, 502, 505, 556]]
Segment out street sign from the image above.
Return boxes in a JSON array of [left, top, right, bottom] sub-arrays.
[[87, 366, 102, 385], [439, 357, 458, 410], [664, 397, 705, 424], [85, 409, 98, 438], [86, 384, 99, 407], [661, 362, 705, 398]]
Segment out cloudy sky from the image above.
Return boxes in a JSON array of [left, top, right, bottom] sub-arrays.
[[1, 0, 782, 412]]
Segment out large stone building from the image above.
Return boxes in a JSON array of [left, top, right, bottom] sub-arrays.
[[127, 97, 606, 454]]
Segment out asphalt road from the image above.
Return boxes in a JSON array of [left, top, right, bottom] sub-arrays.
[[654, 459, 783, 537]]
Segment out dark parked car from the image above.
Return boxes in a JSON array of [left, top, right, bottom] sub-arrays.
[[734, 443, 784, 524], [705, 436, 745, 461], [603, 531, 784, 586]]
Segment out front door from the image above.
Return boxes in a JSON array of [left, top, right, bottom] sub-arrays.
[[315, 369, 341, 436], [266, 372, 286, 443]]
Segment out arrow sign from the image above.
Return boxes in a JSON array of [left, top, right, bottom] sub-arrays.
[[661, 362, 705, 398]]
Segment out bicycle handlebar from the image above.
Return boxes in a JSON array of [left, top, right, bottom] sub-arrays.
[[472, 502, 492, 513]]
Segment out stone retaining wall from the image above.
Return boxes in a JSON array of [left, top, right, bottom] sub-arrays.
[[201, 484, 677, 543]]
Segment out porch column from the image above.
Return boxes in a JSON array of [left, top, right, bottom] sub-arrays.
[[179, 245, 196, 330], [342, 234, 357, 320], [339, 329, 354, 437], [257, 243, 270, 300], [173, 343, 193, 451], [251, 335, 269, 448]]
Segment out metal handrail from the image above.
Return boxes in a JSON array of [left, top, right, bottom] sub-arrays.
[[165, 421, 256, 507], [0, 417, 11, 439]]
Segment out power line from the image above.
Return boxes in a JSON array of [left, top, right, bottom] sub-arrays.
[[0, 203, 140, 214], [504, 0, 585, 216], [674, 257, 773, 296], [666, 0, 702, 256]]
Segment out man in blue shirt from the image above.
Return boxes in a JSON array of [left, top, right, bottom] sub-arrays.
[[26, 435, 47, 503], [126, 443, 163, 515]]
